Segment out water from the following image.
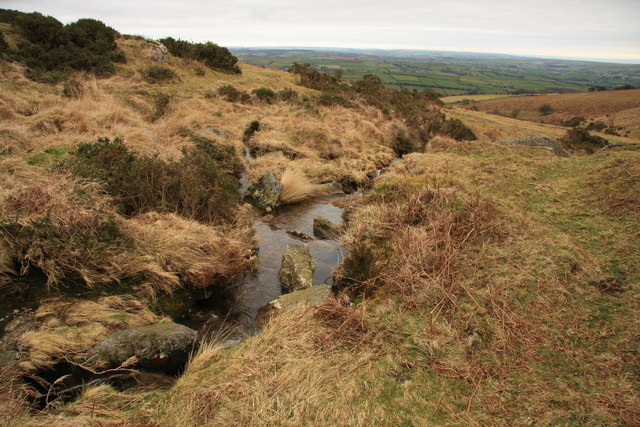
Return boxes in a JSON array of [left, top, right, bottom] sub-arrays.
[[236, 195, 346, 320]]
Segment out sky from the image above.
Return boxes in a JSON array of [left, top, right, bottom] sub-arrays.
[[1, 0, 639, 63]]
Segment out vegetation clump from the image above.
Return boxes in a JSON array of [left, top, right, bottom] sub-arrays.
[[141, 65, 178, 84], [68, 137, 240, 223], [252, 87, 276, 103], [217, 84, 251, 103], [159, 37, 241, 74], [560, 128, 608, 154], [0, 10, 124, 79]]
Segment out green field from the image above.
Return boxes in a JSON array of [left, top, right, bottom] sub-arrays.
[[232, 48, 640, 96]]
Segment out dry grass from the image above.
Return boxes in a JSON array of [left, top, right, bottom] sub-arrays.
[[463, 89, 640, 138], [0, 159, 255, 298], [159, 305, 381, 426], [17, 296, 161, 371], [278, 167, 320, 204]]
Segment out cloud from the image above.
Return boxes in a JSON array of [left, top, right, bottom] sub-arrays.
[[1, 0, 639, 61]]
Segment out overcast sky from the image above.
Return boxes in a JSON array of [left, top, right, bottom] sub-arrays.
[[2, 0, 639, 63]]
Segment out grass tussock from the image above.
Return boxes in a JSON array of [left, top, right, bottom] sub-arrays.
[[0, 159, 255, 296], [278, 167, 320, 204], [18, 295, 161, 371]]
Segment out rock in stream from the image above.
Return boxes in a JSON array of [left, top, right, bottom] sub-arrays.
[[255, 284, 332, 327], [278, 244, 315, 292], [245, 171, 283, 213]]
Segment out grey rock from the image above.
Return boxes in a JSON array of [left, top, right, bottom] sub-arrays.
[[255, 284, 332, 327], [245, 171, 283, 213], [148, 40, 169, 63], [498, 136, 571, 157], [87, 322, 197, 373], [313, 216, 342, 240], [278, 244, 315, 292]]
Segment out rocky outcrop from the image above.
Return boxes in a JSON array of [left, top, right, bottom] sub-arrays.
[[148, 40, 169, 63], [255, 284, 332, 327], [278, 244, 315, 292], [245, 171, 283, 213], [313, 216, 342, 240], [498, 136, 571, 157], [87, 322, 197, 373]]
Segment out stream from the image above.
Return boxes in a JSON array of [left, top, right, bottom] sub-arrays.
[[235, 145, 346, 323], [5, 144, 397, 408]]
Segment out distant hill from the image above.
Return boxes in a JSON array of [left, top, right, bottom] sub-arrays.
[[460, 89, 640, 139], [232, 48, 640, 96]]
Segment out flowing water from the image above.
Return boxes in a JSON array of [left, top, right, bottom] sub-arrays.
[[236, 196, 345, 321], [234, 144, 347, 322]]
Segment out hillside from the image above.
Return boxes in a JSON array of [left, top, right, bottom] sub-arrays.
[[462, 89, 640, 139], [1, 11, 639, 426]]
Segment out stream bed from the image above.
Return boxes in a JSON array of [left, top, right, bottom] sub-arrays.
[[236, 195, 346, 322]]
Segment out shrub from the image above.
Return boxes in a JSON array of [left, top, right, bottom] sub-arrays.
[[586, 120, 607, 132], [159, 37, 241, 74], [217, 84, 250, 103], [141, 65, 178, 84], [560, 128, 608, 154], [252, 87, 276, 103], [11, 12, 122, 78], [69, 137, 240, 223], [276, 88, 298, 102], [560, 116, 585, 128], [0, 31, 8, 55], [317, 92, 351, 107], [439, 118, 477, 141], [538, 104, 554, 115]]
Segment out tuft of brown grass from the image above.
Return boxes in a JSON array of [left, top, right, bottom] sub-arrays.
[[17, 295, 161, 371], [278, 167, 320, 204]]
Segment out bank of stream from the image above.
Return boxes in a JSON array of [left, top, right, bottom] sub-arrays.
[[3, 143, 398, 409]]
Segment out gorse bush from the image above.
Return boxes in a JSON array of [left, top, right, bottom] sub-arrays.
[[217, 84, 251, 103], [159, 37, 241, 74], [69, 137, 240, 223], [141, 65, 178, 84], [252, 87, 276, 103], [0, 10, 123, 78]]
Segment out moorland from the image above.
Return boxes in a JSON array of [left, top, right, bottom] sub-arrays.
[[0, 9, 638, 426]]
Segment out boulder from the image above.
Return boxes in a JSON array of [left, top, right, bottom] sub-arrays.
[[255, 284, 332, 327], [148, 40, 169, 63], [245, 171, 283, 213], [313, 216, 342, 240], [87, 322, 197, 373], [278, 244, 315, 292]]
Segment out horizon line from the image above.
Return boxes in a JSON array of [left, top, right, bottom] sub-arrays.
[[228, 45, 640, 65]]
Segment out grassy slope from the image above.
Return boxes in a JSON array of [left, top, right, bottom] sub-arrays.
[[37, 140, 638, 426], [463, 89, 640, 139], [1, 35, 639, 426]]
